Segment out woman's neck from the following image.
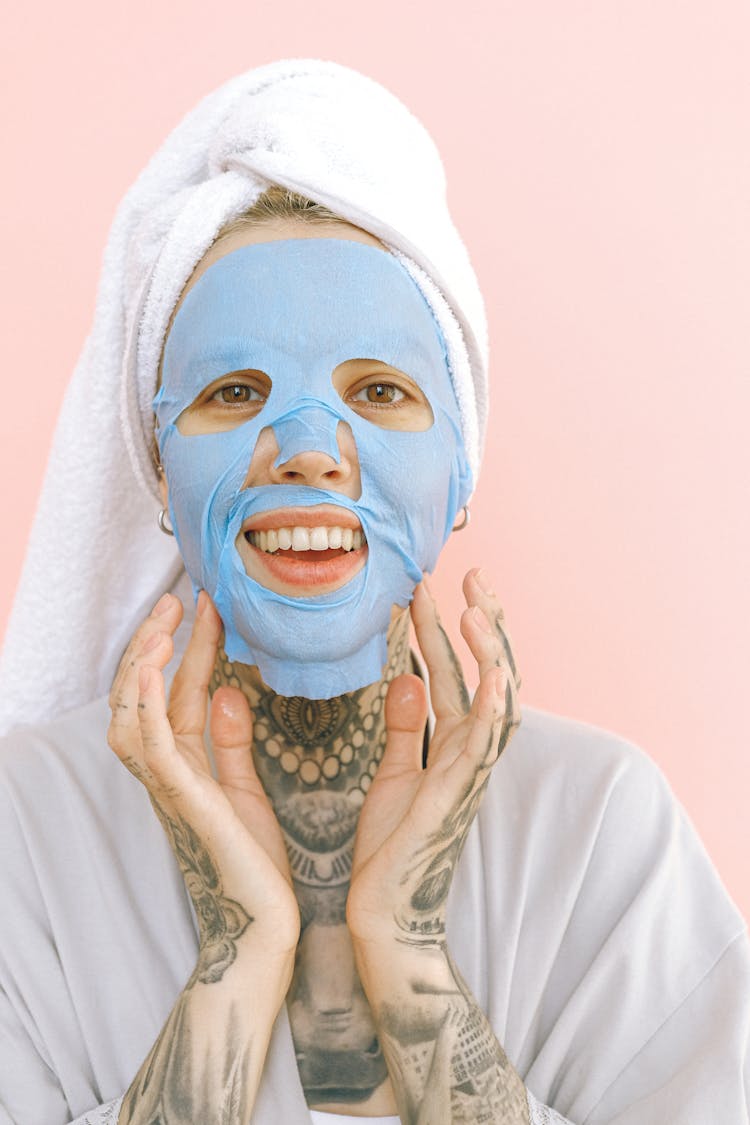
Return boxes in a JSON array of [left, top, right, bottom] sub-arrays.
[[210, 610, 412, 811]]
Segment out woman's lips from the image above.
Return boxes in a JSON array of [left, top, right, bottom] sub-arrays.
[[244, 505, 361, 533], [236, 506, 368, 595]]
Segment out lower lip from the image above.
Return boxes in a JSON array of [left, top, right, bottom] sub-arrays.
[[242, 541, 368, 592]]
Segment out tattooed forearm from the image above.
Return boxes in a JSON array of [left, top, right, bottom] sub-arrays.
[[378, 953, 530, 1125], [116, 811, 261, 1122], [119, 991, 255, 1124], [150, 802, 253, 985]]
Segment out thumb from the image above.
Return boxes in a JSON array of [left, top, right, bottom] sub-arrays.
[[380, 674, 429, 777], [210, 686, 257, 791]]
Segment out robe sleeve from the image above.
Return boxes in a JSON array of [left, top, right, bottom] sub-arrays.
[[584, 933, 750, 1123], [472, 708, 750, 1124], [0, 981, 124, 1124], [0, 982, 66, 1123]]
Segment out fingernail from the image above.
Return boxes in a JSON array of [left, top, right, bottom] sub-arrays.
[[152, 593, 172, 617], [473, 606, 493, 634], [217, 695, 237, 718], [474, 569, 495, 596], [141, 632, 162, 655]]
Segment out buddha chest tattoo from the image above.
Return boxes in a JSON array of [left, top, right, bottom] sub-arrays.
[[211, 616, 410, 1109]]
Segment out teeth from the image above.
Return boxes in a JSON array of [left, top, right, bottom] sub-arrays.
[[309, 527, 329, 551], [247, 525, 366, 554], [291, 527, 310, 551]]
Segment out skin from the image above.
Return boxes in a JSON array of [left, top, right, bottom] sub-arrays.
[[109, 218, 530, 1122]]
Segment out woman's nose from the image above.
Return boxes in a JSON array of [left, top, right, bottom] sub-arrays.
[[272, 447, 350, 487], [244, 420, 362, 499]]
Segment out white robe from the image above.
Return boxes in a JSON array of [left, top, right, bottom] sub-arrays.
[[0, 698, 746, 1123]]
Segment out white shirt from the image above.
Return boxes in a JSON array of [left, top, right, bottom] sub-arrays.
[[0, 698, 746, 1123]]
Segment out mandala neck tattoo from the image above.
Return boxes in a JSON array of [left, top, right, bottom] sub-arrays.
[[210, 611, 413, 808]]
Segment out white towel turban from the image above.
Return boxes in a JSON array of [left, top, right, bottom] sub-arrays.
[[0, 58, 489, 737]]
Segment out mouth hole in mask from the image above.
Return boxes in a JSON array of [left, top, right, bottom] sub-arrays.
[[176, 369, 272, 434], [332, 358, 434, 432]]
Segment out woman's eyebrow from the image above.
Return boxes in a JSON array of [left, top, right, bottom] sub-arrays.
[[338, 338, 435, 370], [175, 339, 271, 383]]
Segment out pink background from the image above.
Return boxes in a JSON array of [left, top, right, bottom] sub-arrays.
[[2, 2, 748, 920]]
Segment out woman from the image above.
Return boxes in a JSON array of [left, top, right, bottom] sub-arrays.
[[0, 61, 747, 1125]]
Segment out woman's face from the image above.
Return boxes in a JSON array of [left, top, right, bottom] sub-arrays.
[[155, 219, 471, 697], [161, 220, 434, 601]]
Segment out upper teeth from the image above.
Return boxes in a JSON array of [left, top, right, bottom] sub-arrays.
[[247, 526, 365, 553]]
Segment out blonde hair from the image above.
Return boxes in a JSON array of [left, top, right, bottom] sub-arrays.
[[213, 185, 349, 243]]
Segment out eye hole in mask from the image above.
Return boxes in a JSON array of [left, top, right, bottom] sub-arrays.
[[174, 358, 435, 437], [177, 368, 272, 434], [332, 358, 435, 432]]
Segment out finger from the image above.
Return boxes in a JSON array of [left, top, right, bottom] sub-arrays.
[[108, 627, 175, 767], [167, 591, 223, 737], [459, 600, 521, 738], [379, 674, 429, 777], [444, 666, 510, 789], [410, 582, 470, 719], [471, 664, 520, 765], [109, 594, 183, 712], [136, 663, 194, 800], [210, 686, 256, 792], [210, 687, 292, 880], [462, 569, 522, 691], [459, 603, 507, 688]]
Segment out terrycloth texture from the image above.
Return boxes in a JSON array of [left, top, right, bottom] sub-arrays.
[[0, 704, 747, 1123], [0, 59, 488, 737]]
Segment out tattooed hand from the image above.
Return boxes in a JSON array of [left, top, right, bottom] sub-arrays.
[[107, 590, 300, 964], [348, 568, 521, 947], [108, 591, 300, 1123], [347, 570, 529, 1125]]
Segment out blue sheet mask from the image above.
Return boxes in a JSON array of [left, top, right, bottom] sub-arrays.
[[155, 239, 472, 698]]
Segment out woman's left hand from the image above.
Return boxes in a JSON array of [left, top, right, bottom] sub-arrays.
[[347, 568, 522, 950]]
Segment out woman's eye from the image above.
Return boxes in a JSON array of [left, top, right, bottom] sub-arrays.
[[211, 383, 264, 405], [351, 382, 405, 406]]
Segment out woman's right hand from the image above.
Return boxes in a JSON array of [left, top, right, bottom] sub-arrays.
[[107, 590, 300, 977]]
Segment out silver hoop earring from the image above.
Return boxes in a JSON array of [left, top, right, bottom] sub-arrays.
[[158, 508, 175, 536], [452, 505, 471, 532]]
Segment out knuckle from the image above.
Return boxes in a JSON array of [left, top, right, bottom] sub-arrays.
[[108, 679, 125, 710], [107, 720, 136, 759]]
